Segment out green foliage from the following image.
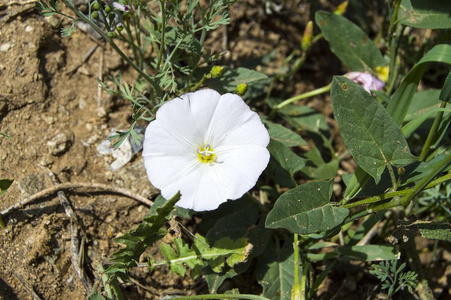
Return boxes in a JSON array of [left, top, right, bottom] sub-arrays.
[[370, 260, 418, 297], [331, 76, 417, 183], [256, 239, 302, 300], [267, 139, 307, 179], [0, 179, 13, 197], [158, 234, 250, 277], [263, 120, 307, 148], [35, 0, 451, 298], [104, 192, 180, 281], [266, 181, 349, 234], [387, 44, 451, 125], [399, 0, 451, 29], [315, 11, 386, 72], [36, 0, 59, 17]]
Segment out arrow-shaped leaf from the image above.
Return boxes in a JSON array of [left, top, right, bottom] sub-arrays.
[[266, 181, 349, 234], [331, 76, 417, 183]]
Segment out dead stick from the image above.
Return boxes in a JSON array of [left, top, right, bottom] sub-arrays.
[[1, 182, 154, 217]]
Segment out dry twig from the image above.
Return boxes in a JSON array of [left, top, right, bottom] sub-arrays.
[[1, 182, 153, 217]]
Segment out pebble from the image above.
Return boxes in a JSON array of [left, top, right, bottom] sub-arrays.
[[0, 43, 11, 52], [25, 25, 33, 32], [47, 133, 70, 155]]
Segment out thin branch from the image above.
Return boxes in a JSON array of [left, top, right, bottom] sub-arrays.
[[1, 182, 154, 217]]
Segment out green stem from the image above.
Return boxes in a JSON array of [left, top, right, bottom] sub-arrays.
[[387, 25, 404, 95], [419, 101, 448, 161], [270, 84, 331, 118], [343, 171, 451, 209], [400, 153, 451, 206], [292, 234, 301, 299], [156, 0, 166, 71], [386, 162, 398, 191], [61, 0, 162, 96], [300, 262, 310, 300], [387, 0, 402, 39]]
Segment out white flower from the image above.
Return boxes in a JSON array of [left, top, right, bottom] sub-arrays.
[[143, 89, 270, 211]]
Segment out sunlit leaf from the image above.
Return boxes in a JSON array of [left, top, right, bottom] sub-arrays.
[[331, 76, 417, 183], [387, 44, 451, 125], [266, 181, 349, 234], [315, 11, 386, 71], [263, 120, 307, 147], [399, 0, 451, 29]]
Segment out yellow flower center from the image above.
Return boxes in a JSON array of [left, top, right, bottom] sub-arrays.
[[197, 144, 216, 164]]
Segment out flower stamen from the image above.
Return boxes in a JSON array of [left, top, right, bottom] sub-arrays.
[[197, 144, 216, 163]]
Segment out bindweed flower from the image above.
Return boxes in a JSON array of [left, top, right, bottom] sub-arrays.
[[344, 71, 384, 93], [143, 89, 270, 211]]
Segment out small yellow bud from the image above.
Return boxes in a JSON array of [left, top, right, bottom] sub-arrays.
[[301, 21, 313, 52], [236, 83, 247, 96], [210, 66, 224, 78], [375, 66, 389, 83], [333, 0, 349, 15], [397, 167, 405, 176]]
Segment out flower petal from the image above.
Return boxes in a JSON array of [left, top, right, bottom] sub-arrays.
[[204, 93, 268, 147], [156, 89, 221, 147], [214, 145, 270, 199], [161, 164, 228, 211]]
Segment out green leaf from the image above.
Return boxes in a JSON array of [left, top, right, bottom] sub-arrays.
[[301, 160, 339, 181], [331, 76, 417, 183], [87, 293, 105, 300], [387, 44, 451, 125], [315, 11, 386, 72], [0, 179, 14, 196], [206, 67, 269, 97], [405, 90, 442, 122], [159, 234, 250, 278], [266, 181, 349, 234], [337, 245, 400, 261], [399, 0, 451, 29], [277, 105, 328, 133], [440, 70, 451, 102], [267, 139, 307, 178], [104, 192, 181, 280], [256, 239, 301, 300], [402, 107, 451, 138], [262, 120, 307, 147], [414, 222, 451, 242]]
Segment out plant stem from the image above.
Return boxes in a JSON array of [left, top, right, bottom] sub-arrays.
[[292, 234, 302, 300], [156, 0, 166, 71], [300, 262, 310, 300], [400, 152, 451, 206], [343, 171, 451, 209], [387, 0, 402, 39], [61, 0, 162, 96], [419, 101, 448, 161], [269, 84, 331, 118], [386, 162, 398, 191]]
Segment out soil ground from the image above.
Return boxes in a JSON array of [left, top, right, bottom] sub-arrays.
[[0, 1, 450, 299]]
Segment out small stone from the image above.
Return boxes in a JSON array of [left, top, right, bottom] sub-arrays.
[[47, 133, 70, 155], [25, 25, 33, 32], [0, 43, 11, 52], [85, 123, 93, 132], [43, 115, 55, 125], [78, 98, 87, 109]]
